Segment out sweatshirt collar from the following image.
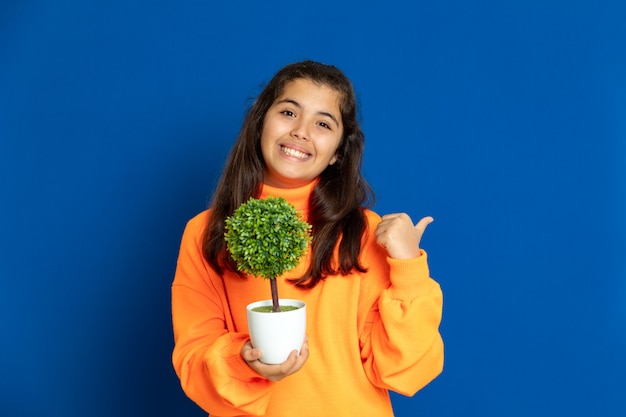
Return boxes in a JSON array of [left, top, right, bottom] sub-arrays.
[[259, 180, 317, 215]]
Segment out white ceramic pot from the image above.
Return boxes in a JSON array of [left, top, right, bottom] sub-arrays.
[[246, 299, 306, 365]]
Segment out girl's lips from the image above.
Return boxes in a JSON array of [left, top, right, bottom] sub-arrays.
[[280, 145, 311, 160]]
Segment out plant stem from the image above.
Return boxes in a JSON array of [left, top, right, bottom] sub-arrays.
[[270, 279, 280, 312]]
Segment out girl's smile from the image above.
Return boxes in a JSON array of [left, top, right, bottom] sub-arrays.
[[261, 78, 343, 188], [279, 145, 311, 160]]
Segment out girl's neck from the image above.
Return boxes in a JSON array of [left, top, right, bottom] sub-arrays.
[[259, 179, 318, 215]]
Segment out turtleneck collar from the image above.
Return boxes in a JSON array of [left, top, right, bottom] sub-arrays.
[[259, 180, 317, 218]]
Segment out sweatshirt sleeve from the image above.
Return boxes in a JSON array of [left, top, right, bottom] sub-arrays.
[[358, 220, 444, 396], [171, 213, 274, 416]]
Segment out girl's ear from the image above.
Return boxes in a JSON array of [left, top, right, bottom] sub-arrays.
[[329, 154, 338, 165]]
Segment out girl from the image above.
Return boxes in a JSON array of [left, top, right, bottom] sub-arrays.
[[172, 60, 443, 416]]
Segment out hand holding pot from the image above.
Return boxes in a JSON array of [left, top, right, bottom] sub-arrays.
[[241, 338, 309, 382]]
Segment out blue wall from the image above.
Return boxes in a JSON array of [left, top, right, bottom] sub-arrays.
[[1, 1, 624, 416]]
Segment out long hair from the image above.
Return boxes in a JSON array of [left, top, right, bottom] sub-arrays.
[[202, 60, 374, 287]]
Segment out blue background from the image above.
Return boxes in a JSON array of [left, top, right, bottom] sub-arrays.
[[1, 1, 625, 416]]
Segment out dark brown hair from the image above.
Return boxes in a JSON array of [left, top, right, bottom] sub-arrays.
[[202, 60, 374, 287]]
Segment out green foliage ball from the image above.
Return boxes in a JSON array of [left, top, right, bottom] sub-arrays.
[[224, 196, 312, 280]]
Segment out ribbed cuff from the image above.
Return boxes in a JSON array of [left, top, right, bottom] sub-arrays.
[[221, 335, 268, 382], [386, 249, 433, 301]]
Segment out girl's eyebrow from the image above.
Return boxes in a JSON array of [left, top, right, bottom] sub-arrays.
[[276, 98, 340, 128]]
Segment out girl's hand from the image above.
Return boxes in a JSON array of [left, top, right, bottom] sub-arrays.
[[375, 213, 434, 259], [241, 337, 309, 382]]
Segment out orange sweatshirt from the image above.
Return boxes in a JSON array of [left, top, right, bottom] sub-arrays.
[[171, 181, 444, 417]]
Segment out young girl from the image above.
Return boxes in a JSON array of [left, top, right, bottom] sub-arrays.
[[171, 60, 443, 416]]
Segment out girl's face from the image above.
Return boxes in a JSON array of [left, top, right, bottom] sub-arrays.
[[261, 78, 343, 188]]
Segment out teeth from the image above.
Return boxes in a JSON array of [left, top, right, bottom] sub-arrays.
[[281, 146, 309, 159]]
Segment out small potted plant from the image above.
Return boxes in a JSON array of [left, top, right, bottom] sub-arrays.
[[225, 196, 312, 364]]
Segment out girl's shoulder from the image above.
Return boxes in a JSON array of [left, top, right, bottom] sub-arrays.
[[182, 209, 210, 239], [361, 208, 383, 246], [188, 209, 210, 227], [362, 207, 382, 224]]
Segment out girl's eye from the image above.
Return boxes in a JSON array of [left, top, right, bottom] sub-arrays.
[[318, 122, 331, 130], [281, 110, 295, 117]]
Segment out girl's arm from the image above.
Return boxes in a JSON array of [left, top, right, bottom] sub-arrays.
[[171, 212, 274, 416], [359, 212, 444, 395]]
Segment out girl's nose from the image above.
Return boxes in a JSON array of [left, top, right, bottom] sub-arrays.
[[290, 122, 309, 141]]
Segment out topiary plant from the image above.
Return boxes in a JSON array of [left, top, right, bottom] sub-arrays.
[[224, 196, 312, 312]]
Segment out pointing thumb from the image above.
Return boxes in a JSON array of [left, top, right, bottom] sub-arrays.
[[415, 216, 434, 231]]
